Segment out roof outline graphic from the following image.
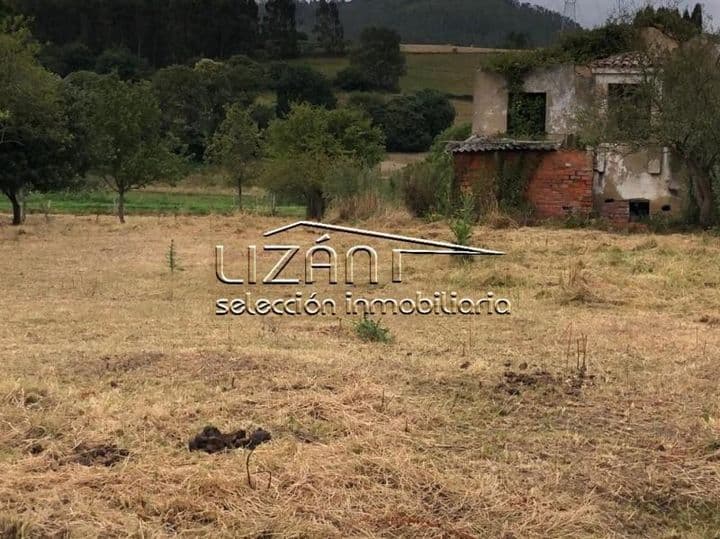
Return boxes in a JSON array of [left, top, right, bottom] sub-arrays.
[[263, 221, 504, 256]]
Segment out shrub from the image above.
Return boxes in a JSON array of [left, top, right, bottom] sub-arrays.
[[335, 67, 375, 91], [355, 316, 391, 343], [380, 91, 456, 152], [276, 64, 337, 117], [398, 123, 469, 217], [345, 92, 387, 126], [248, 102, 276, 130], [94, 47, 149, 80]]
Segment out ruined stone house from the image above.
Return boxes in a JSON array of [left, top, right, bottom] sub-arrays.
[[451, 31, 692, 224]]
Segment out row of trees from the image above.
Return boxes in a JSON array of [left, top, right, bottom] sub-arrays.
[[1, 16, 453, 225], [5, 0, 347, 68]]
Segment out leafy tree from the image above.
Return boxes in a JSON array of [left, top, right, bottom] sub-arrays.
[[414, 89, 456, 137], [690, 3, 703, 31], [262, 0, 299, 59], [334, 66, 375, 91], [10, 0, 260, 68], [94, 46, 149, 80], [262, 103, 384, 219], [152, 60, 262, 159], [205, 103, 261, 210], [313, 0, 344, 55], [349, 27, 406, 92], [0, 25, 76, 225], [654, 42, 720, 226], [379, 90, 456, 152], [39, 41, 94, 77], [275, 64, 336, 117], [346, 92, 386, 125], [248, 101, 276, 130], [72, 74, 184, 223]]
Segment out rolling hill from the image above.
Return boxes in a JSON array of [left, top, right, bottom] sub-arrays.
[[296, 0, 578, 47]]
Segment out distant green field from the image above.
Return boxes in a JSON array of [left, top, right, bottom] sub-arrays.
[[0, 190, 305, 218], [289, 53, 480, 126], [290, 52, 483, 97]]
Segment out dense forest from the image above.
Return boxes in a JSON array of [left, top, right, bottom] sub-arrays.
[[296, 0, 577, 48], [6, 0, 574, 69]]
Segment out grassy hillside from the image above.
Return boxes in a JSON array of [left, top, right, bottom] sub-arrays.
[[291, 52, 483, 96], [289, 52, 483, 124], [297, 0, 577, 47]]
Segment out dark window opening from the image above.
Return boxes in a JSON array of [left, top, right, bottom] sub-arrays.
[[605, 198, 615, 203], [608, 84, 651, 139], [507, 92, 547, 138], [662, 205, 672, 212], [629, 200, 650, 221]]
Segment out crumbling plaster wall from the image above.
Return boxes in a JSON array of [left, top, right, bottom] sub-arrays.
[[594, 144, 690, 219], [472, 65, 593, 139]]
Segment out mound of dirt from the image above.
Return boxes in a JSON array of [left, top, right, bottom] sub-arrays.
[[496, 370, 556, 396], [71, 443, 129, 467], [188, 426, 272, 454]]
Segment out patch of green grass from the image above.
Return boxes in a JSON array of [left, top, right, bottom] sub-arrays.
[[0, 190, 305, 218]]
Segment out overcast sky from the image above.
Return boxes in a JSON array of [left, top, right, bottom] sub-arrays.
[[528, 0, 720, 29]]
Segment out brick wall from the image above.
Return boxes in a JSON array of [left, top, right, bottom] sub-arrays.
[[453, 149, 594, 219], [600, 200, 630, 222], [526, 150, 594, 219]]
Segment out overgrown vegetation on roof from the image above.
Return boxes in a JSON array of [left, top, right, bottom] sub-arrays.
[[480, 5, 703, 90]]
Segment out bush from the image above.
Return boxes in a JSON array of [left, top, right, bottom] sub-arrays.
[[355, 316, 391, 343], [276, 64, 337, 117], [382, 96, 433, 152], [380, 91, 456, 152], [414, 89, 456, 137], [94, 47, 149, 80], [248, 102, 276, 130], [345, 92, 386, 125], [39, 41, 94, 77], [399, 123, 470, 218], [334, 66, 375, 91]]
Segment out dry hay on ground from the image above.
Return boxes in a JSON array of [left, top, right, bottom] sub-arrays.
[[0, 214, 719, 537]]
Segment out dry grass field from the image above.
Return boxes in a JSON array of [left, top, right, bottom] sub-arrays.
[[1, 213, 719, 538]]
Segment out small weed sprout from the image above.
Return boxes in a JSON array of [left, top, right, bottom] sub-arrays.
[[166, 239, 183, 274], [449, 193, 476, 261], [166, 239, 182, 300], [355, 316, 392, 343]]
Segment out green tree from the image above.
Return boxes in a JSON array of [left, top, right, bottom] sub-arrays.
[[313, 0, 345, 55], [349, 27, 406, 91], [690, 3, 703, 31], [262, 0, 298, 58], [379, 90, 456, 152], [579, 42, 720, 226], [205, 103, 261, 210], [275, 64, 336, 117], [152, 60, 262, 159], [73, 74, 184, 223], [262, 103, 384, 219], [654, 42, 720, 226], [0, 25, 76, 225]]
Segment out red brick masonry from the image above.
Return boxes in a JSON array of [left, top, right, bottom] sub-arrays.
[[454, 149, 594, 219]]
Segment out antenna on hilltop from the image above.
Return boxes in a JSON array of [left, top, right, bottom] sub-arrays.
[[561, 0, 577, 32]]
